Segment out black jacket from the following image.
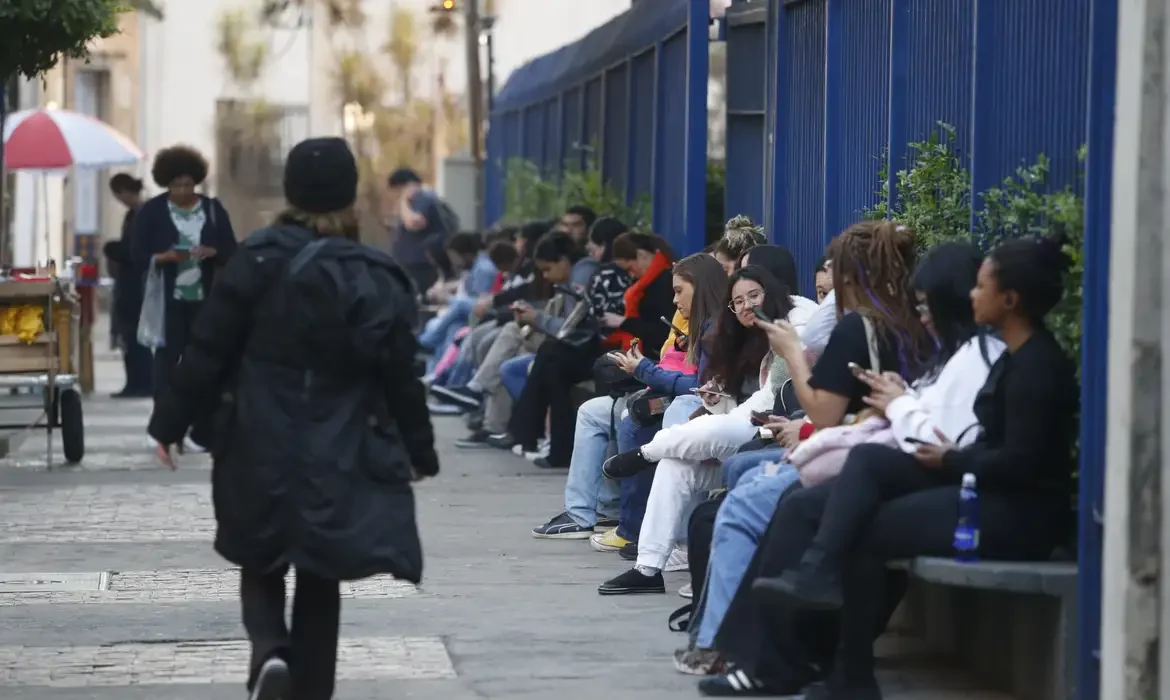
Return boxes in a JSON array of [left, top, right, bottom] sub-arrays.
[[131, 193, 238, 304], [148, 224, 437, 583], [617, 264, 674, 361], [106, 205, 143, 324]]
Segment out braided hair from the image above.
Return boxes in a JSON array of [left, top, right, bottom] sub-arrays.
[[830, 220, 933, 379]]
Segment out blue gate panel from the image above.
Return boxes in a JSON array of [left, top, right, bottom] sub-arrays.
[[542, 98, 560, 172], [561, 87, 583, 171], [485, 110, 505, 225], [583, 77, 604, 165], [901, 0, 974, 164], [780, 0, 827, 297], [726, 116, 766, 224], [971, 0, 1091, 198], [655, 29, 689, 249], [824, 0, 891, 238], [523, 104, 544, 163], [726, 16, 768, 225], [727, 20, 767, 113], [503, 110, 522, 170], [603, 63, 630, 194], [630, 49, 656, 206]]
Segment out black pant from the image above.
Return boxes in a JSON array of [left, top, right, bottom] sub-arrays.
[[241, 565, 341, 700], [509, 338, 599, 465], [118, 315, 154, 394], [153, 300, 211, 444]]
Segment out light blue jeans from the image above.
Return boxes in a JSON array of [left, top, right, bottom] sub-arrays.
[[693, 460, 802, 649], [419, 296, 475, 361], [721, 447, 788, 490], [564, 395, 626, 528]]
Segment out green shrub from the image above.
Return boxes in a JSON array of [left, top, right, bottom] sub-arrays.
[[501, 156, 651, 229]]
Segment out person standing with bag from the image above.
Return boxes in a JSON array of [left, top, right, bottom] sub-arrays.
[[148, 137, 438, 700], [132, 145, 238, 451]]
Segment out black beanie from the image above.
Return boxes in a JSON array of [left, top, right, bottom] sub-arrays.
[[283, 137, 358, 214]]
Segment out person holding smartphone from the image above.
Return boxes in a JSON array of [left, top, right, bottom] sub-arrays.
[[132, 145, 238, 452]]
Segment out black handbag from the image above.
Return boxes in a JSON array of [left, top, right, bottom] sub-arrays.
[[592, 354, 644, 397], [627, 388, 673, 427]]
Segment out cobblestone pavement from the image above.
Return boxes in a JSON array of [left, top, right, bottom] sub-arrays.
[[0, 344, 1008, 699]]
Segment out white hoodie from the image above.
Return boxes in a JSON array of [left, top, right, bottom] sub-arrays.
[[887, 335, 1005, 451]]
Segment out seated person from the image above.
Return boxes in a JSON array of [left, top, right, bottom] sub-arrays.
[[705, 232, 1077, 698], [678, 242, 1001, 676], [509, 233, 676, 468], [532, 253, 726, 538], [418, 232, 501, 360]]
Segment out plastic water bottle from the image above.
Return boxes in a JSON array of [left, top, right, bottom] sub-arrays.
[[953, 473, 980, 562]]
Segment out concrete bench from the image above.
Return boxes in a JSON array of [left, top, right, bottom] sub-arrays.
[[894, 557, 1077, 700]]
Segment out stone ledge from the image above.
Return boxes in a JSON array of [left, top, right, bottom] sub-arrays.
[[907, 558, 1077, 598]]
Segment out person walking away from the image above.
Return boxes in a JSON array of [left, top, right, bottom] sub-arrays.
[[103, 173, 152, 398], [388, 167, 459, 295], [131, 145, 237, 451], [148, 137, 438, 700]]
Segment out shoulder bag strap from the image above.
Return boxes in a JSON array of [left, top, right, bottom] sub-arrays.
[[862, 316, 881, 373]]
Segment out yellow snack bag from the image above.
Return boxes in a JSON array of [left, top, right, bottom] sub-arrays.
[[0, 306, 17, 335], [14, 306, 44, 344]]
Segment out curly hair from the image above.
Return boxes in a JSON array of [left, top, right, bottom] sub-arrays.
[[830, 220, 932, 378], [714, 215, 767, 261], [151, 145, 209, 187]]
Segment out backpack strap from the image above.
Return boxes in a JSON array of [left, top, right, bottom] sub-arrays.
[[861, 316, 881, 373]]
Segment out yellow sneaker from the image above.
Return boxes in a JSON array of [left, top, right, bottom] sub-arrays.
[[590, 527, 629, 553]]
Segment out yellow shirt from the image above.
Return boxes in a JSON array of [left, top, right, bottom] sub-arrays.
[[661, 309, 689, 357]]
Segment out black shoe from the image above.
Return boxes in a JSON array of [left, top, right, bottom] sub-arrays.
[[111, 388, 152, 399], [532, 512, 594, 539], [454, 430, 494, 449], [802, 678, 883, 700], [533, 456, 568, 469], [466, 411, 484, 431], [598, 568, 665, 595], [752, 563, 843, 611], [697, 667, 802, 697], [596, 515, 619, 528], [486, 432, 515, 450], [602, 448, 655, 479], [248, 655, 290, 700], [430, 384, 484, 410], [619, 542, 638, 561]]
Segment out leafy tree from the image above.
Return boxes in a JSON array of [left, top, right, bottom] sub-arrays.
[[0, 0, 125, 79]]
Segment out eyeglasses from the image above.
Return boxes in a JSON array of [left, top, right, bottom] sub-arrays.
[[729, 289, 765, 313]]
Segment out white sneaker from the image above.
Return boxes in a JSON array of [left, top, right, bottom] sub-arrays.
[[183, 437, 206, 454], [511, 444, 525, 456], [524, 445, 549, 461], [249, 655, 290, 700], [678, 582, 693, 599], [664, 547, 689, 573]]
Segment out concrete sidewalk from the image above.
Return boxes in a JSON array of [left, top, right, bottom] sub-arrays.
[[0, 342, 1007, 699]]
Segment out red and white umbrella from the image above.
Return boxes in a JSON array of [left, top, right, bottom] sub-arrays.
[[2, 107, 143, 171]]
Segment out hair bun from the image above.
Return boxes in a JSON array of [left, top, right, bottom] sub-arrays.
[[1036, 229, 1073, 275]]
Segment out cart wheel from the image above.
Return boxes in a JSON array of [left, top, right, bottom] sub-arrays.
[[44, 387, 60, 428], [59, 389, 84, 464]]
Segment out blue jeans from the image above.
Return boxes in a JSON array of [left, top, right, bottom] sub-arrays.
[[500, 354, 534, 401], [564, 396, 624, 527], [721, 447, 788, 490], [693, 461, 802, 648], [615, 394, 703, 542], [419, 296, 475, 360]]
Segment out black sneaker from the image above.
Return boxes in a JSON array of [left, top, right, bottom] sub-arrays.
[[697, 667, 800, 697], [802, 677, 883, 700], [598, 568, 665, 595], [752, 566, 843, 610], [619, 542, 638, 561], [533, 456, 568, 469], [248, 655, 290, 700], [430, 384, 484, 409], [486, 432, 515, 450], [532, 512, 594, 539], [454, 430, 493, 449], [602, 448, 655, 479], [466, 411, 484, 431]]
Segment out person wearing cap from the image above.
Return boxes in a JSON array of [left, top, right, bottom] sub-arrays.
[[147, 137, 438, 700]]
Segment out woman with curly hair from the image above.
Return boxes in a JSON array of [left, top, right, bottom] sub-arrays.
[[132, 145, 238, 450]]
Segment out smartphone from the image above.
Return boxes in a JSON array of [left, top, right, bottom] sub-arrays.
[[630, 339, 640, 353], [750, 410, 772, 427], [758, 427, 774, 440], [750, 307, 772, 323], [660, 316, 688, 341], [691, 387, 733, 399], [903, 437, 928, 446], [847, 362, 866, 377], [172, 243, 192, 253]]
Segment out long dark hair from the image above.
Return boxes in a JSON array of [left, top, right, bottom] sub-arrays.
[[702, 265, 786, 391], [672, 253, 728, 366], [830, 220, 932, 379], [611, 232, 675, 264], [911, 242, 988, 379], [743, 245, 799, 314], [588, 217, 628, 263]]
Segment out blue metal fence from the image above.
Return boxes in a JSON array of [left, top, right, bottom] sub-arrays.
[[723, 2, 1115, 698], [485, 0, 710, 256]]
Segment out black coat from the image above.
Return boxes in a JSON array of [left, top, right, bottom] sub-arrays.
[[148, 224, 438, 583], [131, 193, 239, 305]]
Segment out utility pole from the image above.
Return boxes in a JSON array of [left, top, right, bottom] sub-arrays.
[[463, 0, 485, 229]]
